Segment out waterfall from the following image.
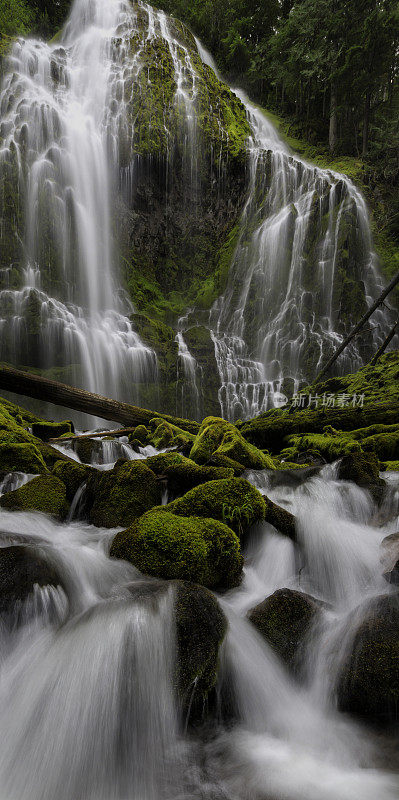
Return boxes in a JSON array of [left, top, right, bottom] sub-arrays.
[[0, 0, 158, 407]]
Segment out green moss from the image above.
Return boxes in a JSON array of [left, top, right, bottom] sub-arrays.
[[86, 460, 161, 528], [381, 460, 399, 471], [31, 420, 73, 441], [166, 477, 265, 538], [282, 432, 362, 463], [51, 460, 93, 503], [0, 474, 69, 519], [190, 416, 274, 470], [110, 509, 243, 589], [337, 451, 386, 504], [0, 442, 48, 476], [131, 425, 149, 445], [207, 451, 246, 475], [145, 452, 233, 494]]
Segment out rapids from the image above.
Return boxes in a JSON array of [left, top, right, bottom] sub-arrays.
[[0, 439, 397, 799]]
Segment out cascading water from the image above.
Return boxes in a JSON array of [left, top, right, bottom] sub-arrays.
[[0, 0, 159, 407]]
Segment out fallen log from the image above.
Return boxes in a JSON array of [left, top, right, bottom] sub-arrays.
[[0, 364, 200, 434], [49, 427, 138, 443]]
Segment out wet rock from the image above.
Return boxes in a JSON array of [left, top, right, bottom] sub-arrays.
[[0, 442, 48, 478], [0, 474, 70, 520], [264, 497, 297, 542], [166, 477, 265, 538], [31, 420, 74, 442], [73, 438, 103, 465], [86, 460, 161, 528], [144, 452, 233, 495], [248, 588, 321, 673], [380, 533, 399, 585], [337, 594, 399, 720], [110, 510, 243, 590], [0, 544, 63, 615], [51, 460, 94, 503], [190, 417, 274, 470], [337, 452, 386, 504]]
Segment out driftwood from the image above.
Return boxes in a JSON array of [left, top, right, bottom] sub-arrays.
[[49, 427, 139, 443], [315, 270, 399, 382], [370, 318, 398, 366], [0, 364, 200, 434]]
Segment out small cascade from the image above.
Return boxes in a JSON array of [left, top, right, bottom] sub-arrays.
[[175, 313, 202, 421]]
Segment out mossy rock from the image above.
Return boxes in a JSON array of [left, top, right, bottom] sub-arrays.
[[166, 477, 265, 538], [380, 533, 399, 585], [0, 474, 69, 520], [86, 460, 161, 528], [209, 451, 246, 475], [73, 438, 103, 465], [110, 510, 243, 590], [51, 460, 94, 503], [190, 416, 274, 470], [0, 545, 64, 616], [31, 420, 73, 442], [337, 451, 386, 504], [0, 442, 48, 477], [337, 594, 399, 720], [381, 461, 399, 471], [148, 418, 196, 450], [130, 425, 149, 445], [144, 452, 233, 495], [174, 580, 227, 718], [282, 432, 362, 464], [248, 588, 321, 673]]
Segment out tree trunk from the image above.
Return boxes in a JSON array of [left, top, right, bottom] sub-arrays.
[[0, 365, 200, 434], [362, 89, 371, 157], [329, 82, 338, 153]]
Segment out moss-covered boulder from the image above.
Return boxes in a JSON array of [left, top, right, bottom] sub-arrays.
[[129, 425, 149, 445], [337, 594, 399, 720], [31, 420, 73, 442], [0, 475, 69, 520], [145, 452, 233, 495], [337, 451, 386, 504], [166, 477, 265, 538], [248, 588, 321, 673], [51, 460, 94, 503], [110, 510, 243, 589], [174, 580, 227, 717], [281, 432, 362, 464], [73, 438, 103, 465], [209, 451, 246, 475], [190, 417, 274, 470], [0, 442, 48, 477], [86, 460, 161, 528], [0, 545, 64, 616]]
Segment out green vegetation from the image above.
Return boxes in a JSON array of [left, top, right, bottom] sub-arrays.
[[0, 474, 69, 519], [190, 416, 275, 469], [110, 510, 243, 589], [86, 460, 162, 528]]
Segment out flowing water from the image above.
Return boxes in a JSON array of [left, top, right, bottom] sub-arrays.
[[0, 443, 398, 799]]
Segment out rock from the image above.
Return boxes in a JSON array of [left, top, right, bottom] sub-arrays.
[[0, 545, 63, 616], [73, 438, 103, 465], [0, 442, 48, 477], [248, 588, 320, 673], [31, 420, 73, 441], [209, 451, 246, 475], [110, 510, 243, 590], [128, 424, 149, 445], [380, 533, 399, 585], [145, 452, 233, 495], [0, 475, 70, 520], [190, 416, 274, 470], [337, 594, 399, 720], [174, 580, 227, 717], [166, 477, 265, 538], [51, 460, 94, 503], [86, 460, 162, 528], [337, 451, 386, 504]]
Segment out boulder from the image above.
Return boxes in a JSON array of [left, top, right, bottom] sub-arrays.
[[0, 442, 48, 478], [166, 477, 265, 538], [337, 594, 399, 720], [248, 588, 320, 673], [110, 510, 243, 590], [31, 420, 73, 441], [86, 460, 162, 528], [264, 497, 297, 542], [145, 452, 233, 495], [0, 475, 70, 520], [51, 460, 94, 503], [190, 417, 274, 470], [337, 451, 386, 504], [0, 544, 63, 615]]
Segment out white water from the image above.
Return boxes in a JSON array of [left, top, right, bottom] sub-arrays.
[[0, 444, 397, 798]]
